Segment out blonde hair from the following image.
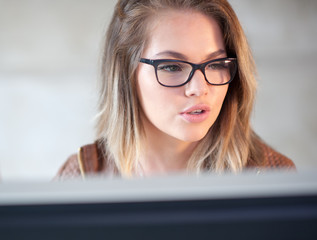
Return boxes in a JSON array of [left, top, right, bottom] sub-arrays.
[[96, 0, 263, 176]]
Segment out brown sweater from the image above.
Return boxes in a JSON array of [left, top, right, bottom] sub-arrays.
[[56, 141, 295, 180]]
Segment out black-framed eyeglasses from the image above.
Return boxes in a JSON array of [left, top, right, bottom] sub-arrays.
[[140, 57, 237, 87]]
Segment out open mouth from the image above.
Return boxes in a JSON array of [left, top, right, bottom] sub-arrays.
[[188, 110, 205, 115], [180, 104, 210, 123]]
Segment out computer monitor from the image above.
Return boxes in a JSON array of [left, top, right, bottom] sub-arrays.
[[1, 170, 317, 240]]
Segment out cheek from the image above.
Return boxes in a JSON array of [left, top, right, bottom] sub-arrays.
[[217, 86, 229, 104], [137, 66, 156, 107], [136, 66, 182, 123], [209, 85, 229, 117], [137, 67, 165, 117]]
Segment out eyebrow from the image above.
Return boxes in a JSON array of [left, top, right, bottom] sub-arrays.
[[153, 49, 226, 61]]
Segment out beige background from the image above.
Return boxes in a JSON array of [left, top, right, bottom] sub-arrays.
[[0, 0, 316, 180]]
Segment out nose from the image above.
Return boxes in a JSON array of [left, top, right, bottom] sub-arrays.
[[184, 69, 208, 97]]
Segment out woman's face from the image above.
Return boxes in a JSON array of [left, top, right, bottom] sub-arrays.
[[137, 10, 228, 143]]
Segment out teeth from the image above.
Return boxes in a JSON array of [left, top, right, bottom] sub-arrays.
[[189, 110, 203, 114]]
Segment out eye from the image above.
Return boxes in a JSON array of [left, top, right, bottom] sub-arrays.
[[157, 63, 183, 72], [206, 61, 228, 70]]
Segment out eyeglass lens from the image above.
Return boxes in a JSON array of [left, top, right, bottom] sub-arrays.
[[156, 59, 235, 86]]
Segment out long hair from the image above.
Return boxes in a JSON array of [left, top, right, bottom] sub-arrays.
[[96, 0, 263, 176]]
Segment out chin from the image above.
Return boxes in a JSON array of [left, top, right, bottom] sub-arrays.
[[175, 129, 209, 143]]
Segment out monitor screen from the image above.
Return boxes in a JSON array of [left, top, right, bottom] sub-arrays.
[[1, 170, 317, 240]]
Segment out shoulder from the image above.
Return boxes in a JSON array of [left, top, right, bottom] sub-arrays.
[[261, 142, 295, 168], [54, 142, 101, 180], [54, 142, 116, 180], [247, 140, 295, 170], [54, 153, 82, 180]]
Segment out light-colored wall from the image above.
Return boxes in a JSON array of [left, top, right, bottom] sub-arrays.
[[0, 0, 316, 180], [230, 0, 317, 172]]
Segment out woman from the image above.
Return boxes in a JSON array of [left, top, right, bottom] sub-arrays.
[[56, 0, 294, 179]]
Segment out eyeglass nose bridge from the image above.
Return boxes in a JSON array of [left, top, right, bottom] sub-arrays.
[[185, 63, 209, 86]]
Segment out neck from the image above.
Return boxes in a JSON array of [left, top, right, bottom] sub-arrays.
[[138, 120, 198, 177]]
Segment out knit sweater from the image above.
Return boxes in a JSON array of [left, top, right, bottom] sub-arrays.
[[55, 141, 295, 180]]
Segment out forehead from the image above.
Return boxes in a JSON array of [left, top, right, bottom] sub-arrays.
[[143, 9, 225, 61]]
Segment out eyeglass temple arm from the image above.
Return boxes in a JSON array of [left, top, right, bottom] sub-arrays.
[[140, 58, 153, 65]]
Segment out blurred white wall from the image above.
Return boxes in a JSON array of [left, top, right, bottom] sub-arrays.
[[230, 0, 317, 172], [0, 0, 316, 181]]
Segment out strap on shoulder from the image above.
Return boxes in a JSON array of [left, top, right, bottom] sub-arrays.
[[77, 142, 100, 177]]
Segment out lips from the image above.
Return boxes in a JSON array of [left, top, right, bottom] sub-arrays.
[[180, 104, 210, 123], [181, 104, 210, 114]]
